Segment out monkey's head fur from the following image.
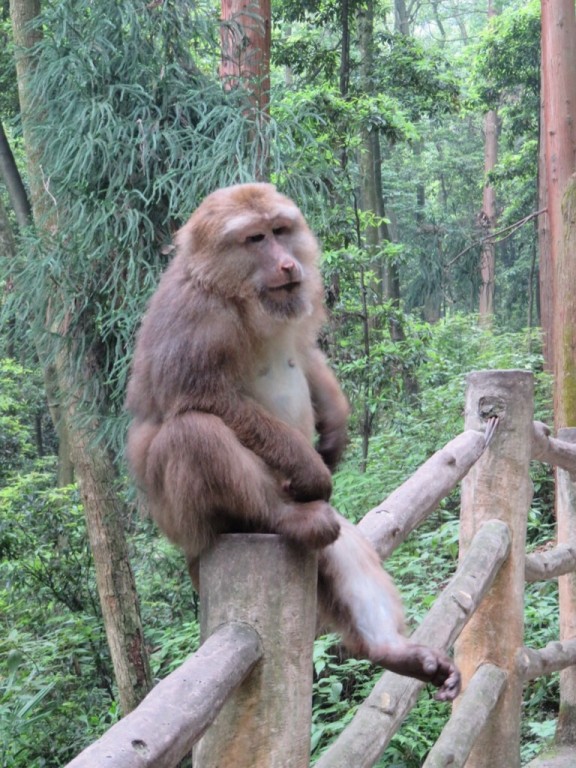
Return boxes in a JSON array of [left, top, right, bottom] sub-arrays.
[[174, 183, 324, 324]]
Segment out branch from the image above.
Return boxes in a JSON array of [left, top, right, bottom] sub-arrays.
[[446, 209, 547, 268], [517, 639, 576, 682], [0, 120, 32, 229]]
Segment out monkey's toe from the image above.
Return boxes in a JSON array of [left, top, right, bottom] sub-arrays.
[[372, 642, 461, 702]]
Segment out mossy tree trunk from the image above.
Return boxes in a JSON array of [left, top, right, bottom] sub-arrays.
[[541, 0, 576, 743], [9, 0, 152, 713]]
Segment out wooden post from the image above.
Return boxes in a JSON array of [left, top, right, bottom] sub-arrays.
[[455, 370, 533, 768], [193, 534, 318, 768], [557, 428, 576, 744]]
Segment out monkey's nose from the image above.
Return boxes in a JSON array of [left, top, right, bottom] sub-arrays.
[[281, 260, 296, 275]]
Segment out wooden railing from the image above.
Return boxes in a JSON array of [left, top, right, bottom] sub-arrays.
[[66, 370, 576, 768]]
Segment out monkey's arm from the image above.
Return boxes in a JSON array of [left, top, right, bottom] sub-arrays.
[[149, 319, 333, 502], [306, 349, 350, 471], [210, 391, 334, 502]]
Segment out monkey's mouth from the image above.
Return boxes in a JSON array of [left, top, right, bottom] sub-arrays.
[[268, 281, 301, 294]]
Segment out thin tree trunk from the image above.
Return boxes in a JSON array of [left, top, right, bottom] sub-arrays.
[[479, 108, 497, 321], [479, 0, 498, 324], [394, 0, 409, 35], [0, 41, 75, 485], [9, 0, 152, 713], [220, 0, 270, 178], [357, 1, 397, 310], [538, 90, 552, 367], [0, 119, 32, 228], [339, 0, 350, 99]]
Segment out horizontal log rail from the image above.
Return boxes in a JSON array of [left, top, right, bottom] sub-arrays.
[[66, 622, 262, 768], [358, 430, 488, 558], [525, 543, 576, 582], [315, 520, 511, 768], [532, 420, 576, 473], [65, 371, 576, 768], [517, 638, 576, 682], [422, 663, 508, 768]]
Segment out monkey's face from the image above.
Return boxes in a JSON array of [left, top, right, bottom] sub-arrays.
[[180, 184, 320, 320], [245, 221, 310, 319]]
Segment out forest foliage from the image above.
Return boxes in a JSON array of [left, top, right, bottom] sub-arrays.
[[0, 0, 558, 765]]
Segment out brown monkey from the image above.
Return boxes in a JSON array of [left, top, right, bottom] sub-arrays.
[[126, 183, 460, 701]]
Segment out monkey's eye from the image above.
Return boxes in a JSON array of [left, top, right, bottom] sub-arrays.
[[246, 233, 265, 243], [272, 226, 289, 236]]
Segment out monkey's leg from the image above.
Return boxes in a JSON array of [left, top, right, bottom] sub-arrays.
[[145, 412, 340, 554], [317, 515, 461, 702]]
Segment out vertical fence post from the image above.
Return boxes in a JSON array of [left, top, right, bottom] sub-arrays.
[[455, 370, 533, 768], [192, 534, 318, 768], [556, 428, 576, 744]]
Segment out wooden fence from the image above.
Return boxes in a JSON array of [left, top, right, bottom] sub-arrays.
[[65, 370, 576, 768]]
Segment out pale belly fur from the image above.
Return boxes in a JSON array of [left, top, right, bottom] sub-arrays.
[[249, 346, 315, 442]]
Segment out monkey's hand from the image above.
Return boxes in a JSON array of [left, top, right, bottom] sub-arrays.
[[282, 456, 333, 502], [316, 426, 348, 472], [276, 500, 341, 549]]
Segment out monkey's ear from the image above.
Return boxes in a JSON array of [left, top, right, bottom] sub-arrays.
[[174, 222, 195, 256]]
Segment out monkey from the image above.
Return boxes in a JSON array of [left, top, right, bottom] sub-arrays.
[[125, 182, 460, 701]]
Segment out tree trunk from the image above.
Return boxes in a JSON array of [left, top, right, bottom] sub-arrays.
[[220, 0, 270, 107], [479, 108, 497, 321], [339, 0, 350, 99], [538, 92, 552, 368], [0, 118, 74, 481], [455, 370, 534, 768], [9, 0, 152, 713], [394, 0, 410, 35], [220, 0, 270, 178], [63, 368, 152, 714], [553, 178, 576, 429], [479, 0, 498, 324], [541, 0, 576, 406], [541, 2, 576, 738], [357, 1, 401, 314], [0, 119, 32, 228]]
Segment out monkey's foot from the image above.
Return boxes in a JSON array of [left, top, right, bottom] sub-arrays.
[[276, 500, 341, 549], [373, 642, 461, 701]]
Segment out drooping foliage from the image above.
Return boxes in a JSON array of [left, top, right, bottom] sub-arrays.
[[3, 0, 339, 451]]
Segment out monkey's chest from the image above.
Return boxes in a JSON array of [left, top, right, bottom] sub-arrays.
[[250, 356, 315, 440]]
